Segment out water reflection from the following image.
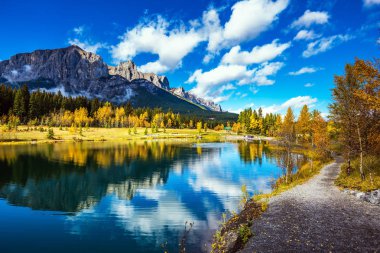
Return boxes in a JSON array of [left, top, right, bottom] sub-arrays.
[[0, 142, 178, 212], [0, 141, 306, 253]]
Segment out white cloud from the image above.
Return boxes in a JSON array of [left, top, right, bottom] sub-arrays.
[[282, 96, 317, 108], [202, 9, 224, 61], [68, 38, 106, 54], [252, 61, 284, 86], [73, 26, 85, 35], [111, 1, 290, 69], [364, 0, 380, 6], [304, 83, 314, 87], [302, 34, 351, 58], [291, 10, 329, 28], [289, 66, 319, 75], [221, 39, 291, 65], [321, 112, 329, 119], [224, 0, 289, 44], [188, 65, 253, 97], [111, 16, 203, 73], [188, 60, 283, 100], [260, 96, 318, 114], [219, 83, 236, 92], [250, 86, 259, 94], [202, 0, 289, 57], [138, 61, 169, 73], [213, 94, 233, 103], [205, 84, 237, 103], [228, 103, 255, 114], [294, 30, 321, 41]]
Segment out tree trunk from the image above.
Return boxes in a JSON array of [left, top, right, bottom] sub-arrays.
[[286, 146, 291, 184], [310, 158, 313, 172], [356, 123, 365, 180]]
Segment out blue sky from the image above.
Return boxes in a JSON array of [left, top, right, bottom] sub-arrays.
[[1, 0, 380, 115]]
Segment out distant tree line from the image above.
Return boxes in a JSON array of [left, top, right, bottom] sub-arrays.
[[0, 84, 229, 130], [233, 107, 281, 136], [233, 105, 330, 151]]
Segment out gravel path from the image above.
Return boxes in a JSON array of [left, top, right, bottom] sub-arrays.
[[241, 158, 380, 252]]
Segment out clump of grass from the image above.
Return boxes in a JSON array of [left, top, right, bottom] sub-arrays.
[[211, 186, 264, 253], [239, 184, 249, 208], [261, 201, 268, 212], [46, 128, 54, 140], [336, 155, 380, 192], [238, 223, 252, 244]]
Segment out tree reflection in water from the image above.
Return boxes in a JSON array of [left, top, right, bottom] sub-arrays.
[[0, 141, 307, 253]]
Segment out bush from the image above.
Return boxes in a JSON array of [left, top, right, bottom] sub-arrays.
[[238, 223, 252, 244], [28, 119, 38, 127], [46, 128, 55, 139]]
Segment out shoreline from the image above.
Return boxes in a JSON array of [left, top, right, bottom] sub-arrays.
[[0, 126, 277, 146]]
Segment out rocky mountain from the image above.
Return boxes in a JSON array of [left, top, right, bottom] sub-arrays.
[[108, 61, 169, 90], [0, 45, 222, 112], [171, 87, 222, 112]]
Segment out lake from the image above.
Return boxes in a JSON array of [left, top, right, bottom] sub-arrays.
[[0, 141, 306, 252]]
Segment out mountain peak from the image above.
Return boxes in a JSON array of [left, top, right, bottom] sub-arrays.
[[108, 61, 169, 90], [66, 44, 83, 50]]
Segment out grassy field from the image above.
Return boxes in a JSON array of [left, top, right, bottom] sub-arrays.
[[0, 126, 236, 145], [335, 156, 380, 192]]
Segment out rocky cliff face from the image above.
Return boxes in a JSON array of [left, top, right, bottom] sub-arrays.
[[0, 45, 222, 111], [108, 61, 169, 90], [0, 45, 109, 92], [171, 87, 222, 112]]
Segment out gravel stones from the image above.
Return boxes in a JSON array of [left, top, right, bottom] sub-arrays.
[[241, 159, 380, 252], [343, 189, 380, 205]]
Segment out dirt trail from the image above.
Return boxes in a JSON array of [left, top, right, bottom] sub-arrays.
[[241, 159, 380, 252]]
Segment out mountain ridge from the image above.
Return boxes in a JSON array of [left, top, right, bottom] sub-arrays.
[[0, 45, 222, 112]]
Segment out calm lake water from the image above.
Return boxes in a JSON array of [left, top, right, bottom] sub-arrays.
[[0, 141, 306, 253]]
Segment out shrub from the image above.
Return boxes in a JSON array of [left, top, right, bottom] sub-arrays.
[[238, 223, 252, 244], [46, 128, 54, 139]]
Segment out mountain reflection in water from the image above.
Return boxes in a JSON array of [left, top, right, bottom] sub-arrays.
[[0, 141, 306, 253]]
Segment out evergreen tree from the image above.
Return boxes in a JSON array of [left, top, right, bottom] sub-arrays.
[[13, 84, 30, 121], [0, 84, 15, 115], [29, 92, 39, 119]]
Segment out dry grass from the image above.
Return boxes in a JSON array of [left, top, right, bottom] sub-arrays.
[[335, 155, 380, 192], [0, 125, 230, 145]]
